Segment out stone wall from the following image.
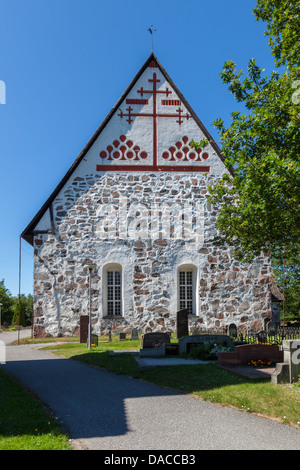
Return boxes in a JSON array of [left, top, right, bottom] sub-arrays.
[[32, 170, 273, 337]]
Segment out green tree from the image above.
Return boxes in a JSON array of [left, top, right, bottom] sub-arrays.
[[272, 246, 300, 321], [24, 294, 33, 326], [254, 0, 300, 69], [193, 0, 300, 261], [11, 294, 33, 328], [0, 279, 14, 327]]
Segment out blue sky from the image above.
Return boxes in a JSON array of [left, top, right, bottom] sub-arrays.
[[0, 0, 277, 296]]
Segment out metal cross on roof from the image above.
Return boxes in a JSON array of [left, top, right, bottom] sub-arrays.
[[148, 25, 157, 52]]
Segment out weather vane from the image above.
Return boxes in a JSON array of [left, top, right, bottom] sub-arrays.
[[148, 25, 157, 52]]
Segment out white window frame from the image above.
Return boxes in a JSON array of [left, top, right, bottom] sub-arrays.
[[177, 264, 197, 315], [103, 263, 123, 317]]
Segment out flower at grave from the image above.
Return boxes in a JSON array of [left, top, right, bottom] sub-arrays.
[[248, 358, 273, 367]]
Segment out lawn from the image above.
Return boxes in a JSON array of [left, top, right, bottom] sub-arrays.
[[0, 368, 72, 450], [38, 335, 300, 429]]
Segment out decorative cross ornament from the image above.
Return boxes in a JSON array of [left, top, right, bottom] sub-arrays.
[[118, 70, 191, 168], [97, 60, 211, 173]]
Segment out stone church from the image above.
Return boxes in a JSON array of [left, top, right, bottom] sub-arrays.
[[21, 53, 280, 337]]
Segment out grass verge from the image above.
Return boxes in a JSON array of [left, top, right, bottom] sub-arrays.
[[0, 369, 72, 450]]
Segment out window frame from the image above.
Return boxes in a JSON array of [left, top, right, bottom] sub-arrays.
[[177, 264, 197, 315], [103, 263, 123, 317]]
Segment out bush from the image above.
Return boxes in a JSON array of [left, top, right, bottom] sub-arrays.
[[187, 342, 231, 360]]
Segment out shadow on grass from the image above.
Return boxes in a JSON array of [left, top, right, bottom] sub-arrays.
[[70, 350, 267, 394]]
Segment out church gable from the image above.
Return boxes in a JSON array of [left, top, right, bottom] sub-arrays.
[[22, 53, 228, 245], [79, 55, 226, 175]]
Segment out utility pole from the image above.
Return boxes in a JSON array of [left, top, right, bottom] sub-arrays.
[[87, 264, 97, 349], [0, 303, 2, 331]]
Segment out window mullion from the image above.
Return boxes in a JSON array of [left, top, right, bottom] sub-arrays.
[[185, 272, 187, 310], [113, 271, 116, 316]]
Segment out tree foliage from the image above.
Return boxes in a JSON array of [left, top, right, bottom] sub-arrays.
[[0, 279, 32, 328], [0, 280, 14, 325], [210, 61, 300, 259], [254, 0, 300, 69], [193, 0, 300, 261], [272, 244, 300, 321], [11, 294, 33, 328]]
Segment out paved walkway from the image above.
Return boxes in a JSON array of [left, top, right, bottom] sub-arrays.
[[1, 330, 300, 450]]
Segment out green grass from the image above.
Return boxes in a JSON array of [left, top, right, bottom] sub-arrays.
[[39, 337, 300, 429], [0, 369, 72, 450]]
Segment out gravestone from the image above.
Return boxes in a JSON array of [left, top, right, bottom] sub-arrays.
[[272, 340, 300, 384], [257, 330, 267, 343], [131, 328, 139, 340], [119, 332, 126, 341], [80, 315, 89, 343], [228, 323, 237, 338], [141, 332, 170, 349], [176, 309, 189, 339], [283, 340, 300, 383], [281, 340, 300, 383], [267, 321, 276, 336], [108, 329, 112, 342], [165, 344, 179, 356], [88, 334, 98, 347], [178, 334, 234, 356]]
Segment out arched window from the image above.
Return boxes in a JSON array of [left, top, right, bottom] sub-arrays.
[[178, 264, 197, 315], [103, 263, 122, 317]]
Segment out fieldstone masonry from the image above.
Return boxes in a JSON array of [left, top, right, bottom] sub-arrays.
[[32, 171, 274, 337]]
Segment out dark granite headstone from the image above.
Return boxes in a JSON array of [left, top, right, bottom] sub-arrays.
[[267, 321, 276, 336], [141, 332, 170, 349], [257, 330, 267, 343], [228, 323, 237, 338], [131, 328, 139, 340], [176, 309, 189, 339], [88, 334, 98, 347], [119, 332, 126, 341], [165, 344, 179, 356], [80, 315, 89, 343]]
